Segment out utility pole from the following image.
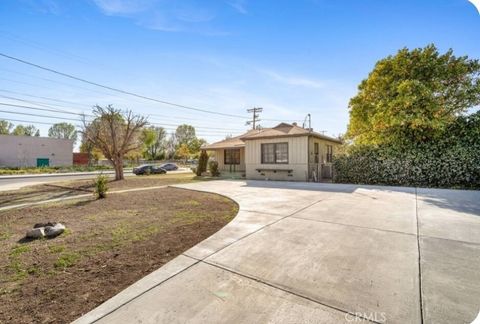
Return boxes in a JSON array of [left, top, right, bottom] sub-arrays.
[[246, 107, 262, 129]]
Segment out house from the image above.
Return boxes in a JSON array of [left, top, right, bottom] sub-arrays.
[[0, 135, 74, 167], [202, 122, 342, 181]]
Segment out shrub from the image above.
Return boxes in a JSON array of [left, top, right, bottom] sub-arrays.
[[208, 160, 220, 177], [334, 111, 480, 189], [94, 174, 109, 199], [196, 150, 209, 176]]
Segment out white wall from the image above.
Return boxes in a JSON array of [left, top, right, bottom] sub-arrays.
[[245, 136, 309, 181], [0, 135, 73, 167]]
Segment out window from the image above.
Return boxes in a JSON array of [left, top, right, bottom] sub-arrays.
[[314, 143, 319, 163], [224, 149, 240, 165], [261, 143, 288, 164], [326, 145, 333, 163]]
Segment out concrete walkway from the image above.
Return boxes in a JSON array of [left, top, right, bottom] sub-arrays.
[[74, 180, 480, 324]]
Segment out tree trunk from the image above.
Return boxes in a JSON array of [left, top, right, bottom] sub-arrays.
[[114, 158, 124, 180]]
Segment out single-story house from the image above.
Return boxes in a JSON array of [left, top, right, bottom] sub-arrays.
[[202, 122, 342, 181], [0, 135, 74, 167]]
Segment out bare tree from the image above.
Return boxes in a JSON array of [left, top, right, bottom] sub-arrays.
[[82, 105, 148, 180]]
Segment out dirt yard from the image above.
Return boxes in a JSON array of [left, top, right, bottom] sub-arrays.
[[0, 187, 238, 323], [0, 173, 202, 208]]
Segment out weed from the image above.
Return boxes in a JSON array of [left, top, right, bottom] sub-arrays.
[[10, 245, 30, 257], [48, 245, 65, 254], [54, 252, 81, 269]]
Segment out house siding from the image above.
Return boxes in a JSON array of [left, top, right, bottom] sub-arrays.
[[213, 148, 246, 173], [245, 136, 309, 181], [308, 137, 342, 180]]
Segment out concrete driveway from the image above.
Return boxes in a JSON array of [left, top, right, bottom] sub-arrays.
[[74, 180, 480, 324]]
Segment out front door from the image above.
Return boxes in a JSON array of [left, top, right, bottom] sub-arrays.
[[37, 158, 50, 167]]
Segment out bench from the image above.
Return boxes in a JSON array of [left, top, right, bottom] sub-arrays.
[[256, 168, 293, 174]]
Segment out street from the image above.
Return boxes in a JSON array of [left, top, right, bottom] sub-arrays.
[[0, 169, 191, 192]]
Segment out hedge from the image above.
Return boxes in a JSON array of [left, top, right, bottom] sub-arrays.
[[333, 112, 480, 189]]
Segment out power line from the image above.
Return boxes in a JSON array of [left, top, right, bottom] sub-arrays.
[[0, 108, 243, 135], [0, 102, 248, 132], [0, 53, 250, 119]]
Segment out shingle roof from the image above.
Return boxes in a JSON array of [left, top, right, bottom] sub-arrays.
[[202, 123, 341, 150], [240, 123, 342, 143]]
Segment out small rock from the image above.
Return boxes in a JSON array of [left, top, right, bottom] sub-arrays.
[[44, 223, 66, 238], [34, 222, 56, 228], [26, 227, 45, 239]]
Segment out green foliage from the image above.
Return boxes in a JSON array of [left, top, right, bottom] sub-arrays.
[[142, 126, 167, 160], [48, 122, 77, 144], [12, 124, 39, 136], [347, 45, 480, 147], [208, 160, 220, 177], [196, 150, 209, 176], [334, 111, 480, 188], [94, 174, 109, 199], [0, 119, 13, 135], [174, 124, 207, 157], [54, 252, 80, 269], [176, 143, 191, 162]]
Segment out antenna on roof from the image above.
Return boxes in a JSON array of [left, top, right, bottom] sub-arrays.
[[246, 107, 262, 130], [302, 113, 311, 131]]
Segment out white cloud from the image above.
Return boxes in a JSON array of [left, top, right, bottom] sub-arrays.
[[227, 0, 248, 14], [261, 69, 325, 89], [91, 0, 246, 34], [92, 0, 158, 15]]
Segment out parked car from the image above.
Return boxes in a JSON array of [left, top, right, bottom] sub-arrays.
[[133, 164, 166, 175], [159, 163, 178, 171]]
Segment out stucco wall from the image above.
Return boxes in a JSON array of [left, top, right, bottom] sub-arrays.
[[245, 136, 309, 181], [212, 148, 246, 172], [0, 135, 74, 167]]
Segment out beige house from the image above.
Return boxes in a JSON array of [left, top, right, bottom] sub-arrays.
[[203, 123, 342, 182]]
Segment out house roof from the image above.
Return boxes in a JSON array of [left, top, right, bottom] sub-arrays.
[[202, 123, 342, 150]]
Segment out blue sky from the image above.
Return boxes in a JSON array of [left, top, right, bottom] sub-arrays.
[[0, 0, 479, 145]]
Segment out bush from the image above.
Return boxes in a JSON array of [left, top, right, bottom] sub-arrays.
[[94, 174, 109, 199], [208, 160, 220, 177], [334, 111, 480, 189], [196, 150, 209, 176], [333, 144, 480, 189]]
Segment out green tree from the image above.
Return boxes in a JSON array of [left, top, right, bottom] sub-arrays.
[[142, 126, 167, 160], [12, 124, 39, 136], [0, 120, 13, 135], [176, 143, 191, 164], [347, 44, 480, 147], [175, 124, 196, 146], [48, 122, 77, 143]]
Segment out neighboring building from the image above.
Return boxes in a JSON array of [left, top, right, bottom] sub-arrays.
[[203, 122, 342, 182], [0, 135, 74, 167]]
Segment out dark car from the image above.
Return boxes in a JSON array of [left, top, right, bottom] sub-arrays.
[[159, 163, 178, 171], [133, 164, 166, 175]]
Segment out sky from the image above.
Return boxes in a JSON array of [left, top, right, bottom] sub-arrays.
[[0, 0, 479, 149]]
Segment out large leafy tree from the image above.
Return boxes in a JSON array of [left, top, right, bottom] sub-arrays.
[[142, 126, 167, 160], [175, 124, 196, 146], [347, 45, 480, 147], [82, 105, 148, 180], [12, 124, 39, 136], [0, 120, 13, 135], [174, 124, 206, 157], [48, 122, 78, 143]]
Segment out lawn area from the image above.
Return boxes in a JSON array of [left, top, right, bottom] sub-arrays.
[[0, 173, 202, 208], [0, 186, 238, 323]]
